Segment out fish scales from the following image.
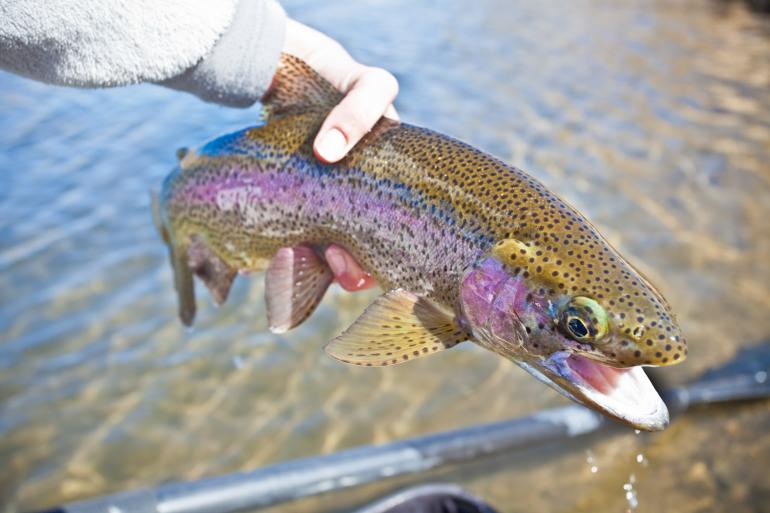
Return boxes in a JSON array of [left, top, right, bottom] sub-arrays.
[[164, 114, 681, 366], [163, 121, 486, 311]]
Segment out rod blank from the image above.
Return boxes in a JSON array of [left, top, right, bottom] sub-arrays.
[[45, 342, 770, 513], [57, 406, 603, 513]]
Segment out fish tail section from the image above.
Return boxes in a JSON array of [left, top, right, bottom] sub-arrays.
[[150, 190, 170, 245], [152, 190, 197, 326], [172, 242, 197, 326]]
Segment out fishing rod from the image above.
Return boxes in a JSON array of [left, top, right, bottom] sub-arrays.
[[39, 343, 770, 513]]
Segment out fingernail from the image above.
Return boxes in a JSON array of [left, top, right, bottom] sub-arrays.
[[316, 128, 347, 162], [325, 246, 347, 277]]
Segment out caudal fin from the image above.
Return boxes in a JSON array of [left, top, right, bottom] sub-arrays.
[[152, 190, 197, 326]]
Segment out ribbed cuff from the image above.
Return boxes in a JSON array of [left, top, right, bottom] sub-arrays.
[[160, 0, 286, 107]]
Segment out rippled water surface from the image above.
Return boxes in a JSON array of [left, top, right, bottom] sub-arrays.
[[2, 0, 770, 511]]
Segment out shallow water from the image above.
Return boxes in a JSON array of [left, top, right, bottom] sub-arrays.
[[1, 0, 769, 511]]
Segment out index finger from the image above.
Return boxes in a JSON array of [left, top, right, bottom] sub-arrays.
[[313, 67, 399, 163]]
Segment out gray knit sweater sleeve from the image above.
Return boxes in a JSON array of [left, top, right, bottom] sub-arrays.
[[0, 0, 286, 107]]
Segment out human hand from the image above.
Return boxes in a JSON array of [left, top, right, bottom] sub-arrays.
[[280, 19, 396, 291], [283, 18, 399, 164], [324, 243, 376, 292]]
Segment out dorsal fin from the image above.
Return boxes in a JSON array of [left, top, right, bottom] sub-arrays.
[[261, 53, 343, 118]]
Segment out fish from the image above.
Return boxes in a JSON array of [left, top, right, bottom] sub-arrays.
[[155, 54, 686, 431]]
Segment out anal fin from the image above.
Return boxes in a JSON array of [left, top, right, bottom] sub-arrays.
[[188, 235, 236, 306], [325, 289, 469, 367], [266, 245, 334, 333]]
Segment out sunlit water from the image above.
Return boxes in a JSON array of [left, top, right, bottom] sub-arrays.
[[1, 0, 769, 511]]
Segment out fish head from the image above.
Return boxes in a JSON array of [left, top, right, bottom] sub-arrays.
[[460, 237, 685, 431]]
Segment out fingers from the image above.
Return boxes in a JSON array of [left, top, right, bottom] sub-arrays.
[[324, 244, 377, 292], [314, 66, 399, 163], [283, 19, 399, 163]]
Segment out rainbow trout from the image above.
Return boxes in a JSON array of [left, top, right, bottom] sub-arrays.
[[156, 55, 686, 430]]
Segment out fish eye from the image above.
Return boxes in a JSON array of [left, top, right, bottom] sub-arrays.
[[567, 317, 589, 338], [559, 296, 609, 343]]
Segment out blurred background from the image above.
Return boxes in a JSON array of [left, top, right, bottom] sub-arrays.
[[1, 0, 769, 511]]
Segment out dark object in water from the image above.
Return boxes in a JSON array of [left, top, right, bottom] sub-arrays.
[[747, 0, 770, 13], [349, 484, 499, 513]]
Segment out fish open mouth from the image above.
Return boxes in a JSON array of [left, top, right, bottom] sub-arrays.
[[519, 351, 669, 431]]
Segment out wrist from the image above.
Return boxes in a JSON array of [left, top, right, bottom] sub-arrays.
[[161, 0, 287, 107]]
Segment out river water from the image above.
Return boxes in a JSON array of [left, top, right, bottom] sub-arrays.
[[1, 0, 769, 511]]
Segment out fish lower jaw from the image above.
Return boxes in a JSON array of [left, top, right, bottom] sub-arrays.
[[519, 351, 669, 431]]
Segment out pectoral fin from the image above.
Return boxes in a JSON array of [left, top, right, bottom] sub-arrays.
[[325, 289, 469, 367], [266, 245, 334, 333]]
